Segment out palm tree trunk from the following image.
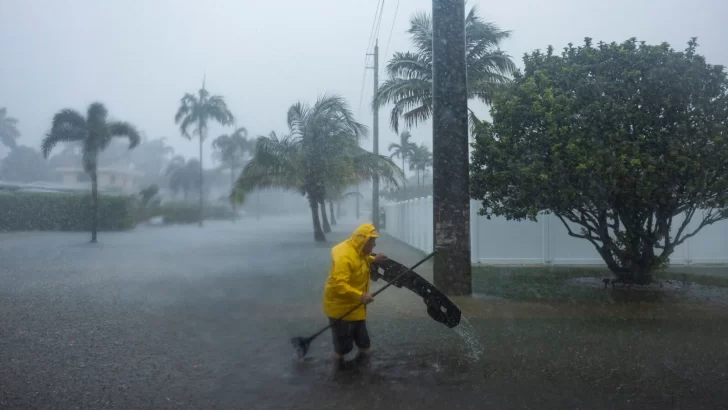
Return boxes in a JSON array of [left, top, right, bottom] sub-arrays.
[[90, 168, 99, 243], [336, 201, 342, 219], [402, 158, 406, 182], [230, 164, 236, 223], [432, 0, 472, 296], [308, 196, 325, 242], [198, 124, 204, 228], [329, 201, 337, 226], [320, 199, 331, 233]]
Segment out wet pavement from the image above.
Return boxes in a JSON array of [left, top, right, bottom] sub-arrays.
[[2, 216, 728, 409]]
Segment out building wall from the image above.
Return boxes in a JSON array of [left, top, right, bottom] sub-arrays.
[[383, 196, 728, 266], [57, 170, 139, 193]]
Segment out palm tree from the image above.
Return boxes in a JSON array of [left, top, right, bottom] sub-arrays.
[[373, 5, 516, 133], [212, 127, 253, 221], [409, 143, 433, 186], [174, 82, 235, 227], [287, 94, 368, 237], [40, 102, 141, 243], [0, 107, 21, 149], [388, 130, 417, 180], [235, 96, 404, 242]]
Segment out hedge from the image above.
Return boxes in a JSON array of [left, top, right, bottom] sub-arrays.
[[0, 192, 135, 232], [133, 202, 235, 225]]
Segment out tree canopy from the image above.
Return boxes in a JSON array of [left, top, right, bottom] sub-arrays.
[[0, 107, 21, 149], [373, 5, 516, 133], [470, 37, 728, 284]]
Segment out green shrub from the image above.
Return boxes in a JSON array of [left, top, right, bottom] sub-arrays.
[[0, 192, 136, 231]]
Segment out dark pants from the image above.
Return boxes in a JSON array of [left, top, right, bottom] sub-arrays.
[[328, 318, 370, 355]]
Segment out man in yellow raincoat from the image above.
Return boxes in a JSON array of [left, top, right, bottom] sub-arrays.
[[323, 223, 386, 367]]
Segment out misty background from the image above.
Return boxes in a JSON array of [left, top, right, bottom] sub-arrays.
[[2, 0, 726, 166]]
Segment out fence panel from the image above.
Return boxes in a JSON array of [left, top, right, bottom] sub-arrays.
[[381, 196, 728, 266]]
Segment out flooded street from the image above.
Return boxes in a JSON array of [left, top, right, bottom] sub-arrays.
[[2, 216, 728, 409]]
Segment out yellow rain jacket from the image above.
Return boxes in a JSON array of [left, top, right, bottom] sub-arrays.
[[322, 223, 379, 321]]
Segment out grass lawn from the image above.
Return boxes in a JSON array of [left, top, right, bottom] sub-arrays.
[[472, 264, 728, 304]]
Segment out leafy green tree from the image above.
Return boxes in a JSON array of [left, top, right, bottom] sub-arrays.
[[166, 155, 201, 201], [0, 145, 50, 182], [373, 5, 516, 133], [388, 131, 417, 179], [0, 107, 21, 149], [174, 83, 235, 226], [212, 127, 253, 221], [470, 37, 728, 285], [41, 102, 141, 243]]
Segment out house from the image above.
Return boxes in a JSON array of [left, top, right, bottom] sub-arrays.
[[54, 166, 145, 194]]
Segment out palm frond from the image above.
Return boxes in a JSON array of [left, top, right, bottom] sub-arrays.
[[408, 11, 432, 55], [42, 109, 88, 158], [287, 102, 309, 135], [86, 102, 108, 128], [177, 115, 197, 140], [205, 95, 235, 126], [108, 121, 142, 149], [384, 52, 432, 80]]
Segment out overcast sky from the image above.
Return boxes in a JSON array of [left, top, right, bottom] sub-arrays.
[[2, 0, 727, 165]]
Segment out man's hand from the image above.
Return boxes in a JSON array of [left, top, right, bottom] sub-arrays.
[[360, 292, 374, 304], [373, 253, 388, 263]]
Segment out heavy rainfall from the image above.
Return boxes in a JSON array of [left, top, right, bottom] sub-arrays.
[[2, 0, 728, 408]]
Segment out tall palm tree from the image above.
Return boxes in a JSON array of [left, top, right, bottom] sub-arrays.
[[174, 82, 235, 227], [41, 102, 141, 243], [373, 5, 516, 133], [388, 130, 417, 179], [212, 127, 252, 221], [409, 143, 433, 186], [0, 107, 21, 149]]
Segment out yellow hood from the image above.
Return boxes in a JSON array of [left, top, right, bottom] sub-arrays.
[[346, 223, 379, 255]]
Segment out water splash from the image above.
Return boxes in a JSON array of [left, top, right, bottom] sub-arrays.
[[454, 316, 484, 362]]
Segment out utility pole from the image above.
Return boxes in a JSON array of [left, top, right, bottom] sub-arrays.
[[367, 39, 380, 228], [432, 0, 471, 296]]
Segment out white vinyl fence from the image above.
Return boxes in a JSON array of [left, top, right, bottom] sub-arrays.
[[383, 196, 728, 266]]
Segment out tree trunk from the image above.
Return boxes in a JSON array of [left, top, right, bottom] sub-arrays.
[[329, 201, 337, 225], [432, 0, 472, 296], [320, 199, 331, 233], [198, 124, 204, 228], [308, 196, 326, 242], [90, 167, 99, 243], [336, 201, 342, 219], [230, 164, 236, 223]]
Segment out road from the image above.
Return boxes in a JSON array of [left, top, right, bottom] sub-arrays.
[[0, 216, 486, 409], [3, 216, 728, 409]]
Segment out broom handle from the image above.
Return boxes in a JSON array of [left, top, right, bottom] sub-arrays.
[[308, 250, 437, 341]]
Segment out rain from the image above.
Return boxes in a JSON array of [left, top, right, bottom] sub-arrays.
[[2, 0, 728, 408]]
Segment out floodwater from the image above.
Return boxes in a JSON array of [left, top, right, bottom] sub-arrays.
[[2, 216, 728, 409]]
